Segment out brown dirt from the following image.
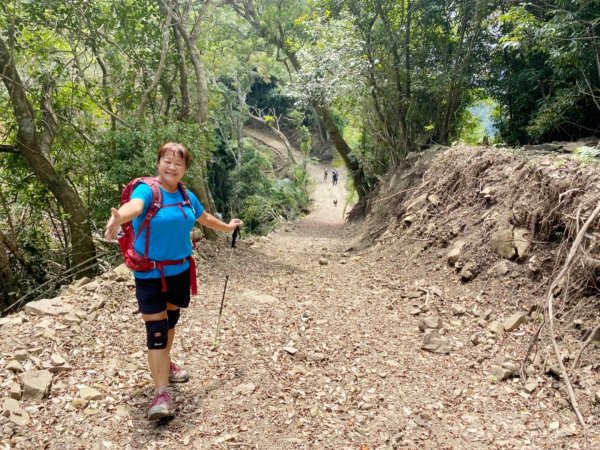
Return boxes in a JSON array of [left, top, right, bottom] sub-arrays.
[[2, 142, 600, 449]]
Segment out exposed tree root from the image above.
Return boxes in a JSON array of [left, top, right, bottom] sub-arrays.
[[525, 200, 600, 448]]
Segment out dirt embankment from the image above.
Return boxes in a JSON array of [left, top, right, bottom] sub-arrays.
[[2, 143, 600, 450]]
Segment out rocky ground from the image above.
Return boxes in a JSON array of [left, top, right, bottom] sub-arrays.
[[2, 139, 600, 450]]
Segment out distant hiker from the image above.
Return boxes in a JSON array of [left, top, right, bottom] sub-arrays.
[[333, 199, 338, 207], [332, 169, 339, 186], [104, 142, 243, 421], [324, 169, 328, 182]]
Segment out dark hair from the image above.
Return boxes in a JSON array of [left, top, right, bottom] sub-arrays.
[[157, 142, 191, 168]]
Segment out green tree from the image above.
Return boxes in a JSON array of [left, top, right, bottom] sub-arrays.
[[0, 33, 97, 283], [489, 0, 600, 144], [224, 0, 370, 199]]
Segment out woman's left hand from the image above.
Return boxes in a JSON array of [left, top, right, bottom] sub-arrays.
[[228, 219, 243, 231]]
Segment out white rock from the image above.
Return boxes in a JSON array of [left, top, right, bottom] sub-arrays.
[[503, 312, 527, 332], [20, 370, 53, 401], [234, 383, 256, 395], [14, 350, 28, 361], [451, 304, 466, 316], [50, 354, 67, 366], [2, 398, 30, 426], [447, 240, 466, 266], [25, 298, 74, 317], [488, 321, 504, 334], [6, 360, 25, 373], [79, 386, 104, 401], [9, 382, 22, 400]]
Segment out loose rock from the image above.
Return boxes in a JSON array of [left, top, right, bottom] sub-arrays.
[[2, 398, 30, 426], [503, 312, 527, 332], [418, 316, 442, 331], [20, 370, 53, 401]]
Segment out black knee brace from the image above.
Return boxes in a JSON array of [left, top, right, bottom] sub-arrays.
[[167, 308, 180, 329], [145, 319, 169, 349]]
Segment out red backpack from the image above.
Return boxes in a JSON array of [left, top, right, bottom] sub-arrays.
[[117, 177, 197, 295]]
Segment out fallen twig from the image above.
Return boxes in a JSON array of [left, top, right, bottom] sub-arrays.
[[573, 323, 600, 369], [521, 320, 545, 381], [372, 180, 432, 204], [1, 251, 117, 315]]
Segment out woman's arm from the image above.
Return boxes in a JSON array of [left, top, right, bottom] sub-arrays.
[[104, 198, 145, 240], [196, 211, 243, 233]]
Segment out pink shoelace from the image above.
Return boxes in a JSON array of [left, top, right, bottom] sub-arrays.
[[149, 390, 171, 408], [170, 362, 183, 375]]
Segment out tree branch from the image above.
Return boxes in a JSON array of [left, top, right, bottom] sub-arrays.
[[0, 144, 18, 153], [249, 109, 297, 164], [137, 13, 172, 119], [38, 74, 58, 156], [573, 324, 600, 369], [70, 42, 129, 127]]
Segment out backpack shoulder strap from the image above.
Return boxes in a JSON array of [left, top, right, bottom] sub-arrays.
[[139, 177, 163, 219], [121, 177, 162, 209], [132, 177, 163, 258], [177, 181, 191, 204], [176, 181, 196, 218]]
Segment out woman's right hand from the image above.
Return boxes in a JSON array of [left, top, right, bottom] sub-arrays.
[[104, 208, 122, 241]]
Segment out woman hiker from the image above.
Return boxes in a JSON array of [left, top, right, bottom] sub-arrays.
[[104, 142, 243, 420]]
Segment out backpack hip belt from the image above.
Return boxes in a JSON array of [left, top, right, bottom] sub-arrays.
[[154, 256, 197, 295]]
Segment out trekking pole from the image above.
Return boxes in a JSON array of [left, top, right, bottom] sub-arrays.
[[212, 226, 240, 349]]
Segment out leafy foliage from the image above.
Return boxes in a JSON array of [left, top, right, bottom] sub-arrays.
[[489, 1, 600, 144], [228, 141, 310, 234]]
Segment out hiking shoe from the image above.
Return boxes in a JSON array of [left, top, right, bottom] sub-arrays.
[[147, 390, 174, 421], [169, 362, 189, 383]]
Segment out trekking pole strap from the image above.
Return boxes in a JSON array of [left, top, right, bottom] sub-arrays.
[[231, 227, 240, 248]]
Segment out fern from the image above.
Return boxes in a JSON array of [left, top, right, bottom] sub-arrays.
[[576, 146, 600, 159]]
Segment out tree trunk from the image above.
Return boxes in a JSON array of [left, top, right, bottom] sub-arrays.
[[137, 13, 172, 119], [162, 1, 218, 239], [436, 0, 486, 144], [85, 17, 118, 131], [0, 237, 18, 308], [314, 105, 367, 199], [235, 87, 246, 163], [169, 4, 210, 124], [173, 27, 191, 121], [375, 1, 411, 159], [0, 188, 37, 280], [405, 1, 411, 101], [0, 37, 97, 278]]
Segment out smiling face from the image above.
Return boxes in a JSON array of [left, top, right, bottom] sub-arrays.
[[156, 143, 190, 191]]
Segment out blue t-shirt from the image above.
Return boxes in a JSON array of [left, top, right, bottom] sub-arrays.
[[131, 183, 204, 279]]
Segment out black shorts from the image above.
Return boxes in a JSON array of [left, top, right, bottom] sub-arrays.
[[135, 268, 191, 314]]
